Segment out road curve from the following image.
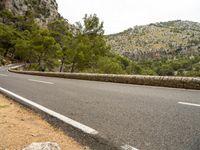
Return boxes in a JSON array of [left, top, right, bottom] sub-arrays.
[[0, 65, 200, 150]]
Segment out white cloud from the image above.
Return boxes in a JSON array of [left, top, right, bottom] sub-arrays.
[[57, 0, 200, 34]]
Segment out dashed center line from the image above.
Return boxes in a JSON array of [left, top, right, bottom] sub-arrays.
[[0, 74, 8, 77], [28, 79, 54, 85], [178, 102, 200, 107]]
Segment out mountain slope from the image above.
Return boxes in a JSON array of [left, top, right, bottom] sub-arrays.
[[0, 0, 59, 26], [107, 20, 200, 60]]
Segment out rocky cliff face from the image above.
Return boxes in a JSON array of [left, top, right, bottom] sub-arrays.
[[0, 0, 59, 26], [107, 20, 200, 60]]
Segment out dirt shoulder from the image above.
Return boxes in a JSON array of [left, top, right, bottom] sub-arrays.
[[0, 94, 88, 150]]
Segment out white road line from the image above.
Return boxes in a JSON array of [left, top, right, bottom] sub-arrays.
[[0, 87, 98, 135], [0, 74, 8, 77], [9, 64, 24, 69], [28, 79, 54, 85], [178, 102, 200, 107], [121, 144, 139, 150]]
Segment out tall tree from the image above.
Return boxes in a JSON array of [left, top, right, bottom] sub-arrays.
[[14, 30, 36, 64], [0, 23, 19, 58], [48, 19, 72, 72], [31, 29, 61, 71], [69, 14, 110, 72]]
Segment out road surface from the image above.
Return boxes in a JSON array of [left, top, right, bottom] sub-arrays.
[[0, 65, 200, 150]]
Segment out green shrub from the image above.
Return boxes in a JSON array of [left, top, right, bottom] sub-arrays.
[[126, 62, 142, 74], [156, 65, 174, 76], [96, 57, 125, 74]]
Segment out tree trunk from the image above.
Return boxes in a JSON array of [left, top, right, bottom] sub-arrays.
[[38, 57, 41, 66], [38, 53, 43, 67], [71, 61, 75, 73], [3, 49, 8, 57], [59, 57, 65, 72]]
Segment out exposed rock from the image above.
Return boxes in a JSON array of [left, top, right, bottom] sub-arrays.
[[22, 142, 60, 150], [107, 20, 200, 60], [0, 0, 59, 26]]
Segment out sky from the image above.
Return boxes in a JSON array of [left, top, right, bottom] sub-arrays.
[[57, 0, 200, 34]]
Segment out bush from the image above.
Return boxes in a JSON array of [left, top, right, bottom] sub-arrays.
[[141, 69, 157, 75], [126, 62, 142, 74], [96, 57, 125, 74], [156, 65, 174, 76], [185, 71, 200, 77]]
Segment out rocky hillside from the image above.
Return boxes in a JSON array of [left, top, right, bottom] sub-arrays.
[[107, 20, 200, 60], [0, 0, 59, 26]]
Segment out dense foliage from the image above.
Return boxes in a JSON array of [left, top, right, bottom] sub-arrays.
[[135, 56, 200, 77], [0, 10, 200, 76], [0, 11, 110, 72]]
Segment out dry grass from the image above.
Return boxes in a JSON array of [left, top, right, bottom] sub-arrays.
[[0, 94, 88, 150]]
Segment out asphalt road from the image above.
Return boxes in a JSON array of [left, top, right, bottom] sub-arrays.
[[0, 65, 200, 150]]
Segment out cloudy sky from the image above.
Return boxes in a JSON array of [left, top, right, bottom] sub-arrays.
[[57, 0, 200, 34]]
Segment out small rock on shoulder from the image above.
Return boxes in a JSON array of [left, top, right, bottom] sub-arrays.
[[22, 142, 60, 150]]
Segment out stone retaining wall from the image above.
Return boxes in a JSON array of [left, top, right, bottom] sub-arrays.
[[9, 70, 200, 90]]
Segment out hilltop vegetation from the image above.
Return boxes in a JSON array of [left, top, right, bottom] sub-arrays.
[[106, 20, 200, 76], [107, 20, 200, 60]]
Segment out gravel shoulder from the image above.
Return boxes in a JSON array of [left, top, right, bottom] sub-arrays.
[[0, 94, 88, 150]]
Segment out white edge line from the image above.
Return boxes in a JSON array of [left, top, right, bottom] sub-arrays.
[[7, 64, 24, 72], [0, 87, 98, 135], [121, 144, 139, 150], [9, 64, 24, 69], [28, 79, 54, 85], [0, 74, 8, 77], [178, 102, 200, 107]]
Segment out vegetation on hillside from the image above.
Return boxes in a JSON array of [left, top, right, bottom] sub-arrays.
[[107, 20, 200, 60], [0, 9, 200, 77]]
